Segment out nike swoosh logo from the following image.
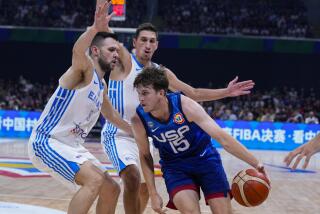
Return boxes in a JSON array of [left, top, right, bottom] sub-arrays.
[[200, 149, 207, 157], [151, 127, 159, 132]]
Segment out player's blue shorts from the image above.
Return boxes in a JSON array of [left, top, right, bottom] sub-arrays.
[[161, 152, 230, 209]]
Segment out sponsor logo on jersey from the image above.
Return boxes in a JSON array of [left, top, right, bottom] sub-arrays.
[[70, 122, 88, 139], [151, 127, 160, 132], [124, 154, 137, 162], [173, 112, 185, 124]]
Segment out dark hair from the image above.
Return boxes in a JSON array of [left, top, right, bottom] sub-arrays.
[[135, 23, 158, 39], [89, 32, 118, 55], [134, 67, 168, 92]]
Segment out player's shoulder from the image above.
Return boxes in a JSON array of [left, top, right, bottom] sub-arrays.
[[180, 95, 198, 117], [131, 112, 145, 129]]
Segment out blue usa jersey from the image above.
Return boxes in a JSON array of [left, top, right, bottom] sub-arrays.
[[136, 92, 219, 164]]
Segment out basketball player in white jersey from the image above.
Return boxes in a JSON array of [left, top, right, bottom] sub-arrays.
[[28, 2, 130, 214], [97, 2, 255, 212]]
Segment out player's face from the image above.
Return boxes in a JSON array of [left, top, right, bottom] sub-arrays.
[[137, 85, 162, 112], [98, 38, 119, 72], [133, 30, 158, 62]]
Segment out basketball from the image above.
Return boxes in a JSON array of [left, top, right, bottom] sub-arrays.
[[231, 168, 271, 207]]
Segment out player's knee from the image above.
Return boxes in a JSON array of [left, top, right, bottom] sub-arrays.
[[100, 176, 121, 199], [208, 199, 233, 214], [86, 173, 105, 194], [121, 166, 141, 191], [107, 178, 121, 197], [179, 207, 200, 214]]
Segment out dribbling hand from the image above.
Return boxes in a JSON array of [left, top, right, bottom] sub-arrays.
[[256, 163, 271, 186], [150, 193, 167, 214]]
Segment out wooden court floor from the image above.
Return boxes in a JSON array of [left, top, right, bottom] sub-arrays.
[[1, 139, 320, 214]]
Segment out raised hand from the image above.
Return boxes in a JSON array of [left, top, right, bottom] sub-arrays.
[[226, 76, 255, 97], [94, 0, 114, 32]]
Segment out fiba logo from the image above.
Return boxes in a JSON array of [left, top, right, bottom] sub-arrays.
[[173, 113, 185, 124]]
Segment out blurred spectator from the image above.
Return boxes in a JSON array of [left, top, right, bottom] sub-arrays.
[[0, 76, 55, 111], [305, 111, 319, 124], [0, 0, 314, 38], [260, 109, 275, 122], [0, 79, 319, 124], [159, 0, 313, 38], [0, 0, 146, 29], [287, 110, 304, 123], [204, 86, 319, 123]]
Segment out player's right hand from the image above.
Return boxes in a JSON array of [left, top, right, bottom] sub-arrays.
[[256, 163, 271, 186], [150, 193, 167, 214]]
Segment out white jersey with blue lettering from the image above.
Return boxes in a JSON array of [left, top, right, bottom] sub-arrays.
[[32, 70, 104, 145], [28, 70, 105, 190], [102, 54, 157, 176]]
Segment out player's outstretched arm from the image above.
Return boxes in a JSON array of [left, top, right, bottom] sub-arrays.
[[284, 134, 320, 169], [60, 1, 113, 89], [131, 114, 167, 214], [72, 1, 113, 72], [101, 85, 132, 136], [166, 67, 254, 102], [181, 95, 265, 173], [95, 0, 132, 79]]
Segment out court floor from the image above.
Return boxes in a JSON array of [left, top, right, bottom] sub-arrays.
[[1, 139, 320, 214]]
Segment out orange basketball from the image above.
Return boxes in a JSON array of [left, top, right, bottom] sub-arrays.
[[231, 168, 271, 207]]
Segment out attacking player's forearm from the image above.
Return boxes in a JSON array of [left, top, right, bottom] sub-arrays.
[[216, 131, 261, 168], [140, 152, 158, 195]]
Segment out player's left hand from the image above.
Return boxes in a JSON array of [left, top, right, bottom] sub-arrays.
[[226, 76, 255, 97], [94, 0, 114, 32], [284, 141, 317, 169]]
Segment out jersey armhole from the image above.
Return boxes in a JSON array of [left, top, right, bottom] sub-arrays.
[[177, 93, 192, 124], [136, 108, 151, 136]]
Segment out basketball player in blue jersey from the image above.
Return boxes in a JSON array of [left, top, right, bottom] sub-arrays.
[[101, 22, 256, 214], [97, 1, 255, 212], [28, 2, 131, 214], [131, 67, 268, 214]]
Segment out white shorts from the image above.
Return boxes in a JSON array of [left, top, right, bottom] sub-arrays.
[[101, 134, 153, 183], [28, 132, 103, 190]]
